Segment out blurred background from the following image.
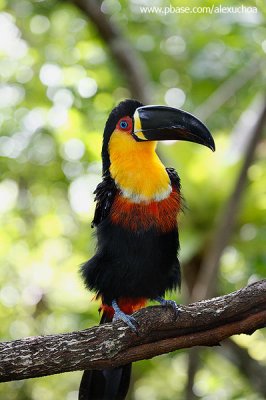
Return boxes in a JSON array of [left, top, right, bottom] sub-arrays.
[[0, 0, 266, 399]]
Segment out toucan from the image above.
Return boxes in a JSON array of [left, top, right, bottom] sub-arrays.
[[78, 99, 215, 400]]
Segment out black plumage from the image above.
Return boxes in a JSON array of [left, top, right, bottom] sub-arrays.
[[81, 168, 181, 305]]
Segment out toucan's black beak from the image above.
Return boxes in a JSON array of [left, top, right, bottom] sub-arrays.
[[133, 105, 215, 152]]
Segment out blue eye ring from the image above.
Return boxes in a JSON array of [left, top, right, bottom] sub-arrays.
[[120, 120, 128, 129]]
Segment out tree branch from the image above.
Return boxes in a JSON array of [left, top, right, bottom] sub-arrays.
[[190, 98, 266, 301], [217, 338, 266, 397], [0, 280, 265, 382], [194, 58, 264, 122], [184, 96, 266, 397], [71, 0, 152, 103]]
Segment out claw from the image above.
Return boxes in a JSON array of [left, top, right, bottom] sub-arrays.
[[112, 300, 139, 333], [155, 297, 180, 319]]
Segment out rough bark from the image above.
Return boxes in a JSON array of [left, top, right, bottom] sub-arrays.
[[0, 280, 265, 382]]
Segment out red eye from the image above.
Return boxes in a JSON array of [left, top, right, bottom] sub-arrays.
[[116, 116, 132, 132]]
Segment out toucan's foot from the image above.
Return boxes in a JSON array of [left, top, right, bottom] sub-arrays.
[[112, 300, 139, 333], [155, 297, 180, 319]]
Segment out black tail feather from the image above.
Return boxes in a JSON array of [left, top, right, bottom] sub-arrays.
[[78, 312, 132, 400]]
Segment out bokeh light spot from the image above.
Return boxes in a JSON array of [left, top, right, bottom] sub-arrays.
[[30, 15, 50, 35], [77, 77, 98, 98], [164, 87, 186, 108], [39, 63, 63, 87], [0, 179, 19, 213], [62, 139, 85, 161]]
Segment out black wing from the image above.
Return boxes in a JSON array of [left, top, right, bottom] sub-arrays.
[[166, 167, 181, 191], [91, 174, 118, 228]]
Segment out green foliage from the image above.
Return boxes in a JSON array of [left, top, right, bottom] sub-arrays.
[[0, 0, 265, 398]]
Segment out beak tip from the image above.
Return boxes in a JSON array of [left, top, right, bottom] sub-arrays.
[[209, 140, 216, 152], [205, 134, 215, 152]]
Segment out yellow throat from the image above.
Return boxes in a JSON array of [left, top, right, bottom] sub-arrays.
[[109, 130, 171, 202]]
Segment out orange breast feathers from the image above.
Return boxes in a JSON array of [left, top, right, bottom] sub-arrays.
[[110, 187, 181, 233], [101, 297, 147, 319]]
